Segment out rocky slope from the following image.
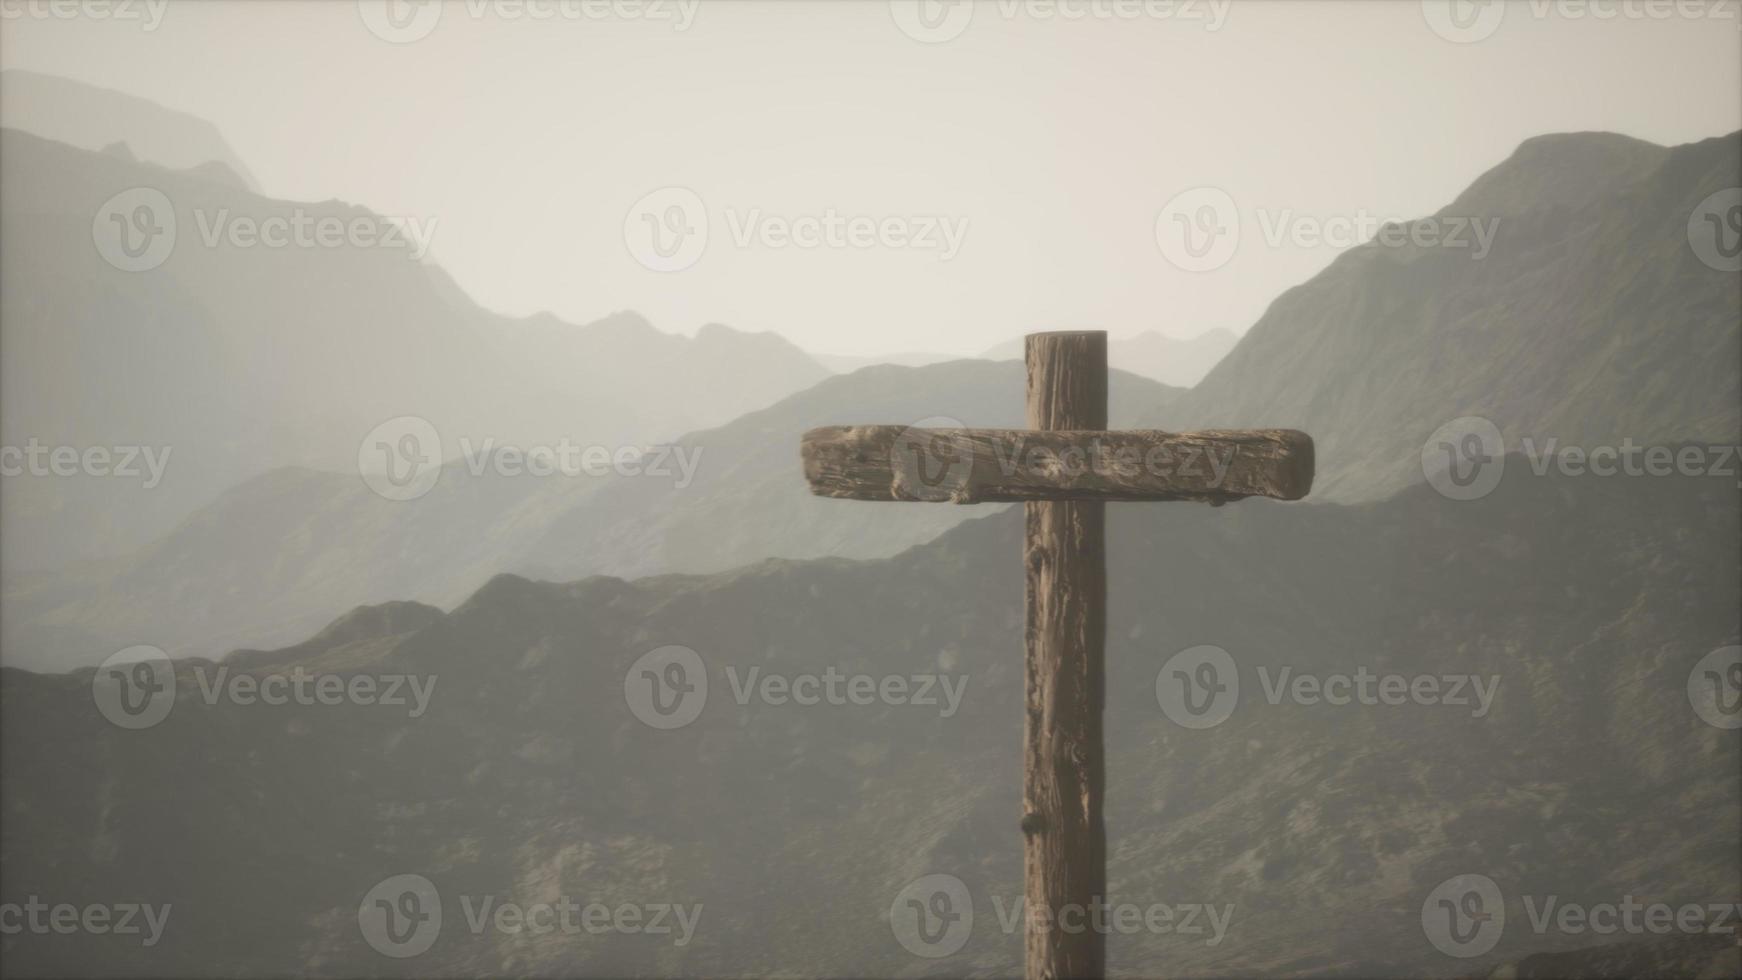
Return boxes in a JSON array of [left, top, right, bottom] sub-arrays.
[[3, 461, 1734, 977]]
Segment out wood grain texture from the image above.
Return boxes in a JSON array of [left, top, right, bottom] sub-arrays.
[[800, 426, 1313, 503], [1023, 331, 1106, 980]]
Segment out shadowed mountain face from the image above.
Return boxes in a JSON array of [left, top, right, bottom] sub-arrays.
[[0, 360, 1182, 671], [2, 463, 1735, 978], [0, 128, 829, 573], [1159, 132, 1742, 502]]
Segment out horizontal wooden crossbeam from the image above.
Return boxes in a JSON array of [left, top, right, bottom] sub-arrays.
[[801, 425, 1313, 504]]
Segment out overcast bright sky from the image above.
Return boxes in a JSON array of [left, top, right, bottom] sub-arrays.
[[3, 1, 1738, 356]]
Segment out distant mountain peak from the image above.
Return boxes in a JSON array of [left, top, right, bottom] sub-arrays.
[[1, 69, 263, 193], [1444, 129, 1668, 217], [309, 599, 445, 649]]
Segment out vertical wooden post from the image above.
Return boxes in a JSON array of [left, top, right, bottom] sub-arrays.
[[1022, 331, 1108, 980]]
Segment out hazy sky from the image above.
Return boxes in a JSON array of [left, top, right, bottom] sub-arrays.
[[3, 1, 1738, 356]]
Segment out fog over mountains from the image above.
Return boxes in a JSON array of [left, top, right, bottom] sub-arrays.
[[0, 70, 1737, 980], [3, 76, 1736, 676], [0, 121, 829, 574]]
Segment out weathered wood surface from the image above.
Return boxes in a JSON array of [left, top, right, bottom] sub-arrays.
[[1023, 331, 1107, 980], [800, 426, 1313, 504]]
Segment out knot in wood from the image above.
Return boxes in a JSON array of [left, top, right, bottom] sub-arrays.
[[1020, 811, 1045, 835]]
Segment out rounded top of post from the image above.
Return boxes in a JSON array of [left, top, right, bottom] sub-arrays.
[[1024, 330, 1107, 339]]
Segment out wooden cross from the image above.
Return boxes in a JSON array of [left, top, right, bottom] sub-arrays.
[[801, 331, 1313, 980]]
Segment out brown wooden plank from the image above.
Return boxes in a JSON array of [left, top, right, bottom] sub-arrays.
[[1023, 331, 1107, 980], [800, 425, 1313, 503]]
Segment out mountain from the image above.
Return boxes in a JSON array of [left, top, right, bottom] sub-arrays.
[[813, 350, 964, 373], [2, 460, 1734, 978], [0, 70, 263, 192], [1157, 131, 1742, 501], [0, 361, 1183, 671], [0, 128, 828, 572], [510, 360, 1182, 582], [982, 327, 1239, 388]]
